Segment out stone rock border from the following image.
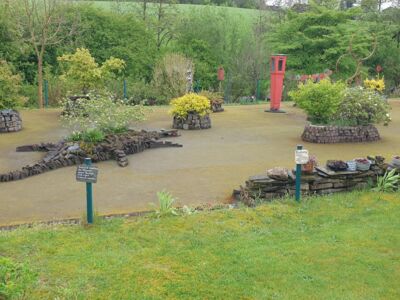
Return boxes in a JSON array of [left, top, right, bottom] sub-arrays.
[[301, 124, 380, 143], [0, 130, 182, 183], [173, 113, 211, 130], [211, 102, 224, 113], [0, 109, 22, 133], [234, 156, 396, 206]]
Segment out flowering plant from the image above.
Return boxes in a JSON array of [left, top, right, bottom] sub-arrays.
[[364, 76, 385, 92], [169, 93, 211, 119], [61, 94, 146, 138], [336, 87, 391, 126]]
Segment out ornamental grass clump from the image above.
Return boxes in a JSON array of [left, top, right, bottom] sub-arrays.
[[289, 79, 346, 124], [169, 93, 211, 119]]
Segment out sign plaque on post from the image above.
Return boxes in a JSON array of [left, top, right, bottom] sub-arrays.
[[76, 158, 98, 224], [76, 165, 98, 183], [294, 145, 309, 202]]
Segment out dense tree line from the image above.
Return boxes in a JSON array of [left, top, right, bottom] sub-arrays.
[[0, 0, 399, 108]]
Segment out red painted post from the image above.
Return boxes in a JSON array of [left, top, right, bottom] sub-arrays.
[[217, 67, 225, 81], [268, 54, 287, 112]]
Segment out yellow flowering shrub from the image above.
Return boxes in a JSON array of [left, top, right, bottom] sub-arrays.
[[170, 93, 211, 118], [364, 77, 385, 92]]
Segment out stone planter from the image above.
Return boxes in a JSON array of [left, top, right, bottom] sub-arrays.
[[0, 109, 22, 133], [211, 102, 224, 113], [302, 124, 380, 143], [172, 112, 211, 130]]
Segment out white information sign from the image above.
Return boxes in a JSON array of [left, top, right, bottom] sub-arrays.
[[295, 149, 309, 165]]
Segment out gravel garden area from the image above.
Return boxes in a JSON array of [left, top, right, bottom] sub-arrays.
[[1, 100, 399, 225]]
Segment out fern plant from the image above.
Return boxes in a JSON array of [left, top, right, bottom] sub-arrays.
[[373, 169, 400, 192]]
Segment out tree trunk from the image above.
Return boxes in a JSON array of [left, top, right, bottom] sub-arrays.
[[37, 56, 44, 109]]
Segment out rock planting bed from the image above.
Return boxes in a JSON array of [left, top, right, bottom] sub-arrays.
[[173, 113, 211, 130], [302, 124, 380, 143], [0, 130, 181, 182]]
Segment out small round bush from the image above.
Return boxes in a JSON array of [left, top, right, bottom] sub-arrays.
[[289, 79, 346, 124], [170, 93, 211, 119], [337, 87, 391, 126]]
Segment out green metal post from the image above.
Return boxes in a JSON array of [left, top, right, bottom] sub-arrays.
[[123, 79, 127, 99], [44, 80, 49, 108], [295, 145, 302, 202], [85, 158, 94, 224]]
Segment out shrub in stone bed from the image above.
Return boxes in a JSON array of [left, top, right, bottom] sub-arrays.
[[61, 94, 147, 141], [170, 93, 211, 130], [199, 90, 224, 112], [289, 79, 346, 124]]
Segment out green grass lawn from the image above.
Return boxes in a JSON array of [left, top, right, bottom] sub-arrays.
[[1, 191, 400, 299]]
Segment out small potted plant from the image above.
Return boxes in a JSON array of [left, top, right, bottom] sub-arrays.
[[327, 160, 348, 171], [302, 155, 317, 174], [355, 158, 371, 171], [170, 93, 212, 130]]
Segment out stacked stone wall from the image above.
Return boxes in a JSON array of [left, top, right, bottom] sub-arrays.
[[173, 113, 211, 130], [234, 157, 394, 205], [0, 130, 181, 182], [302, 124, 380, 143], [0, 110, 22, 133]]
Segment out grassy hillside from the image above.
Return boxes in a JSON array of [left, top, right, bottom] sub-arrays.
[[78, 1, 260, 23], [1, 190, 400, 299]]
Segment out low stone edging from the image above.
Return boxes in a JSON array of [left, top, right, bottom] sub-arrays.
[[302, 124, 380, 143], [173, 113, 211, 130], [234, 156, 393, 206], [0, 130, 182, 183], [0, 109, 22, 133]]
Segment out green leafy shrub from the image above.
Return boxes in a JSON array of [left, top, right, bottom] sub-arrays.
[[0, 60, 26, 109], [0, 257, 37, 299], [289, 79, 346, 124], [169, 93, 211, 118], [81, 129, 105, 143], [62, 94, 146, 138], [373, 169, 399, 192], [58, 48, 125, 95], [337, 87, 391, 126]]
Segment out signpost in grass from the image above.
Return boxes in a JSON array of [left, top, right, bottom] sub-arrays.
[[76, 158, 98, 224], [295, 145, 309, 202]]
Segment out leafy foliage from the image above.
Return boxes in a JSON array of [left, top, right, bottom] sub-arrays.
[[58, 48, 125, 95], [337, 87, 391, 126], [289, 79, 346, 124], [153, 190, 178, 217], [373, 169, 400, 192], [170, 93, 211, 118], [0, 256, 37, 299], [61, 95, 146, 137], [198, 90, 224, 105], [0, 60, 26, 109]]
